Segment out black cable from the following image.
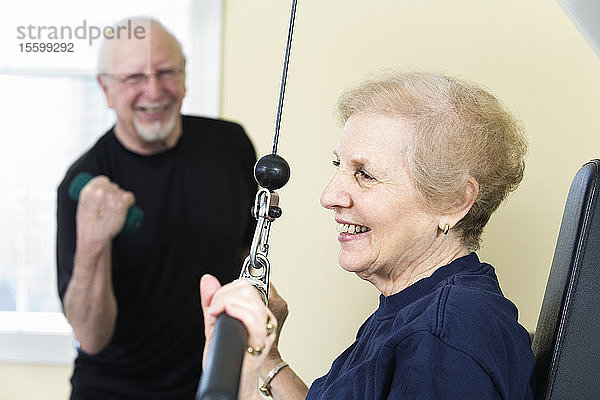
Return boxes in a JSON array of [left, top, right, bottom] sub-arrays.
[[272, 0, 298, 155]]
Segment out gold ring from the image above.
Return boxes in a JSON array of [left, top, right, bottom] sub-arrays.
[[266, 321, 276, 336], [247, 345, 264, 356]]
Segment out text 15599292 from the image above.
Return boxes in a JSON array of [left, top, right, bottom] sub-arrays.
[[19, 43, 74, 52]]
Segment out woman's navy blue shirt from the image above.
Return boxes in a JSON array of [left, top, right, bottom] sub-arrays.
[[307, 253, 535, 399]]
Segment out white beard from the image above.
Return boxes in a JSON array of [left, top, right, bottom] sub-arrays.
[[133, 112, 178, 142]]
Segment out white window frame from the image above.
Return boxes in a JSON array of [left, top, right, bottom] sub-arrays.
[[0, 0, 223, 365]]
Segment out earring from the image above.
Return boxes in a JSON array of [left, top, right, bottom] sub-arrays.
[[441, 223, 450, 235]]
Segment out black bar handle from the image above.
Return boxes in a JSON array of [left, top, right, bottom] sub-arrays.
[[196, 313, 248, 400]]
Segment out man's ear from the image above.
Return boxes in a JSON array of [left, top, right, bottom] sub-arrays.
[[97, 75, 114, 109], [439, 177, 479, 231]]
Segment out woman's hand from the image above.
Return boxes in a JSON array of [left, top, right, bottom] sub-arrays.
[[266, 283, 288, 361], [200, 275, 278, 399]]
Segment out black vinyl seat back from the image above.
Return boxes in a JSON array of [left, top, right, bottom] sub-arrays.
[[532, 159, 600, 399]]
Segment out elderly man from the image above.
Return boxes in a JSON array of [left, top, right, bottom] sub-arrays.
[[56, 19, 256, 399]]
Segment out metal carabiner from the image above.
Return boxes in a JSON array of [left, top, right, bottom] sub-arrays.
[[239, 188, 281, 304]]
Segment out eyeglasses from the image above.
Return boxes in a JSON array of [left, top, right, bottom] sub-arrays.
[[101, 68, 184, 87]]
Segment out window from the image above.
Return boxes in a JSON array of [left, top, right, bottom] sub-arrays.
[[0, 0, 222, 364]]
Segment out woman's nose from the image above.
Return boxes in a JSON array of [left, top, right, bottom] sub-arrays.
[[320, 172, 352, 210]]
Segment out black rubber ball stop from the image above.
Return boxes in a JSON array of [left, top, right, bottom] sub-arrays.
[[254, 154, 291, 190]]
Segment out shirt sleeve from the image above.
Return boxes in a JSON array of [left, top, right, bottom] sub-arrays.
[[56, 170, 78, 304], [388, 331, 501, 400]]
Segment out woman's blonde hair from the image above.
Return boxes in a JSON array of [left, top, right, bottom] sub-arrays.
[[336, 71, 527, 250]]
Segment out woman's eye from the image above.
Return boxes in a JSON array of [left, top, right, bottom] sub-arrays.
[[332, 159, 340, 167], [357, 169, 376, 181]]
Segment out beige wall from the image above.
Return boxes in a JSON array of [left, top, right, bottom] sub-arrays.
[[4, 0, 600, 397], [221, 0, 600, 386], [0, 364, 71, 399]]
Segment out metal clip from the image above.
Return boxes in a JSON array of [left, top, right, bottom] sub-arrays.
[[239, 188, 281, 305]]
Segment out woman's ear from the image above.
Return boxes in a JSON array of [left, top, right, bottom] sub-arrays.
[[439, 177, 479, 231]]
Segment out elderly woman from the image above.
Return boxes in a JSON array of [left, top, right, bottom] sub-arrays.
[[200, 71, 535, 399]]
